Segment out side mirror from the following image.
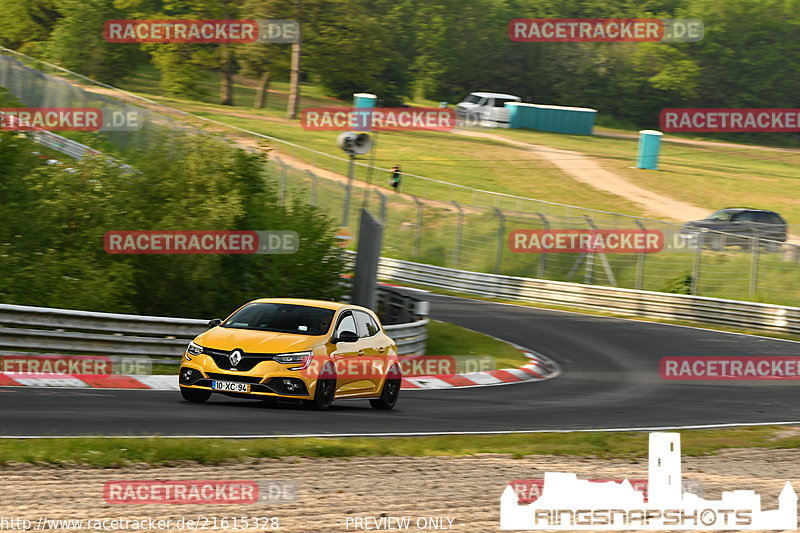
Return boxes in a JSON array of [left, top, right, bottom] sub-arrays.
[[207, 318, 222, 328], [334, 330, 359, 343]]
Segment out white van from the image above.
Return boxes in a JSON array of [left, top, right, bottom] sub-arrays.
[[455, 92, 521, 127]]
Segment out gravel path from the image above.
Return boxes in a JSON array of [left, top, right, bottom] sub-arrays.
[[1, 449, 797, 532]]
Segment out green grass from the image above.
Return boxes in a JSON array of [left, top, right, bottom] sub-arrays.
[[488, 128, 800, 226], [110, 66, 649, 216], [425, 320, 530, 370], [2, 426, 799, 466], [110, 65, 800, 227]]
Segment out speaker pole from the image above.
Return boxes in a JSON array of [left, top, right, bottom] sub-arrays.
[[361, 129, 379, 211], [342, 153, 355, 227]]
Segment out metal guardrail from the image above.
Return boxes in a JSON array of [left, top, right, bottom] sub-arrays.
[[0, 291, 428, 361], [375, 256, 800, 336]]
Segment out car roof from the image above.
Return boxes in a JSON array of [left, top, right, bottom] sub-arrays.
[[468, 92, 520, 99], [720, 207, 778, 213], [247, 298, 349, 311], [245, 298, 379, 315]]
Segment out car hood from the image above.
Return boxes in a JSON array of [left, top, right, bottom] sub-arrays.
[[195, 327, 322, 353], [457, 102, 480, 109]]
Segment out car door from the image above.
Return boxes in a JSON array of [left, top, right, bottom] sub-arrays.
[[329, 311, 359, 393], [353, 310, 387, 392], [731, 211, 756, 244], [330, 311, 372, 395]]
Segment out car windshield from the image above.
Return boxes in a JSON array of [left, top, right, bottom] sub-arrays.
[[464, 94, 482, 104], [705, 209, 736, 222], [222, 303, 335, 335]]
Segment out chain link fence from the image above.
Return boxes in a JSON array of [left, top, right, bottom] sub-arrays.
[[271, 157, 800, 306], [3, 47, 800, 307]]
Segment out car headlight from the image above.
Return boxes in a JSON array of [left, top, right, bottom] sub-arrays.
[[185, 341, 204, 359], [274, 351, 313, 370]]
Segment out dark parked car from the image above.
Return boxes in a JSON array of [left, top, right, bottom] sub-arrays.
[[681, 208, 787, 251]]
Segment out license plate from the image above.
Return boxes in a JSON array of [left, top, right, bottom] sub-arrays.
[[211, 380, 251, 393]]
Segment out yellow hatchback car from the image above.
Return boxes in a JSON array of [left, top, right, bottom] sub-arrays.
[[179, 298, 401, 410]]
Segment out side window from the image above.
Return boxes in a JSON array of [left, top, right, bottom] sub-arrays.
[[734, 212, 754, 222], [354, 311, 380, 337], [335, 313, 357, 337], [754, 212, 770, 224]]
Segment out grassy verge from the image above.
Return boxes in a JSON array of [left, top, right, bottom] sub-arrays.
[[424, 319, 530, 370], [2, 426, 799, 466], [111, 66, 800, 226]]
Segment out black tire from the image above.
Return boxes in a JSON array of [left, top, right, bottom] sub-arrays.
[[306, 364, 336, 410], [370, 366, 401, 410], [180, 386, 211, 403]]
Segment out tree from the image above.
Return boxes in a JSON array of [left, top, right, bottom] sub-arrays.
[[43, 0, 142, 83], [287, 0, 302, 118]]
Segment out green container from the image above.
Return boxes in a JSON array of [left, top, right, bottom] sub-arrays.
[[506, 103, 597, 135]]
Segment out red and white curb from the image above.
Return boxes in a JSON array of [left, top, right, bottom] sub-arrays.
[[0, 348, 558, 391], [401, 348, 558, 389]]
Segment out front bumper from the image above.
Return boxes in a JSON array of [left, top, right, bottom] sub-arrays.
[[179, 358, 314, 399]]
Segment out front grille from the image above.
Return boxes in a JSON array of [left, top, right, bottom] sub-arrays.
[[203, 347, 275, 371], [205, 373, 265, 384]]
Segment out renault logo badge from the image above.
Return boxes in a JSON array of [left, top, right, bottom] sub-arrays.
[[229, 349, 243, 367]]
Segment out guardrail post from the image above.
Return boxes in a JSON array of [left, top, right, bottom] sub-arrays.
[[749, 235, 760, 298], [452, 201, 464, 268], [583, 215, 616, 286], [413, 195, 424, 258], [634, 220, 647, 290], [536, 213, 549, 279], [493, 207, 506, 274], [342, 154, 355, 227], [691, 231, 704, 295]]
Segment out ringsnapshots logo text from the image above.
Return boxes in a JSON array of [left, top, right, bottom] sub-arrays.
[[103, 231, 298, 254], [301, 107, 456, 131], [509, 18, 703, 42], [500, 432, 797, 530], [0, 108, 142, 132]]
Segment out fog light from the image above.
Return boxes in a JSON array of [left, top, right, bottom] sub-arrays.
[[283, 379, 300, 391]]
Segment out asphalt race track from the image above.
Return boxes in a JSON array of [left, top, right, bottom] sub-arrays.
[[2, 293, 799, 437]]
